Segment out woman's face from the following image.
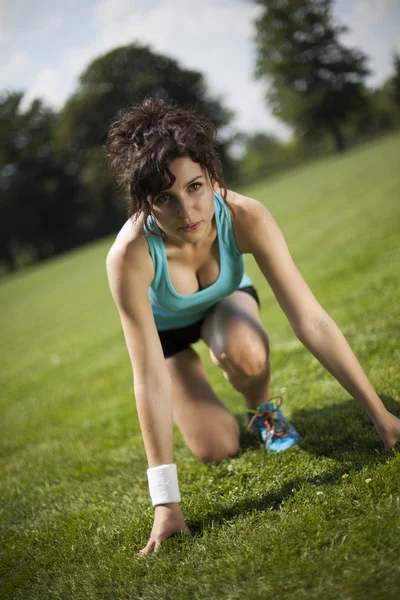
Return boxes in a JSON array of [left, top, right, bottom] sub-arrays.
[[149, 156, 216, 246]]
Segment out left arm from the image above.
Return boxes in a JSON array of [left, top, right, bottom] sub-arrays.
[[233, 193, 400, 449]]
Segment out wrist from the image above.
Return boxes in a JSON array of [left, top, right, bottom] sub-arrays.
[[374, 408, 391, 428], [147, 463, 181, 506], [368, 404, 389, 427], [155, 502, 181, 511]]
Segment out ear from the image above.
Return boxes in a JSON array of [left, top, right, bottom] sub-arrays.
[[209, 175, 218, 192]]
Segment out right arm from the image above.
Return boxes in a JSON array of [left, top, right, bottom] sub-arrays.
[[106, 240, 173, 469], [106, 238, 191, 554]]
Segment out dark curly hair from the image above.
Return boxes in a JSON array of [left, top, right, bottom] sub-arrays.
[[107, 97, 233, 234]]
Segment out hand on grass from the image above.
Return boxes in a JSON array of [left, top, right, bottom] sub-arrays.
[[136, 502, 192, 556], [375, 411, 400, 450]]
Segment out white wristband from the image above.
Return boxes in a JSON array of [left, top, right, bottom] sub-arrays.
[[147, 463, 181, 506]]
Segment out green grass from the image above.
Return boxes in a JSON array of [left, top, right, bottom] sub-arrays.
[[1, 132, 400, 600]]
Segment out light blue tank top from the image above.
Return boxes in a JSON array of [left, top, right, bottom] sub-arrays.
[[143, 191, 253, 330]]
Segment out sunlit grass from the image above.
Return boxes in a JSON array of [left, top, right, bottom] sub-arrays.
[[1, 132, 400, 600]]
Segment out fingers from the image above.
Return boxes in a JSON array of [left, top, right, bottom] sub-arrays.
[[135, 530, 192, 557], [136, 540, 156, 557], [135, 539, 162, 557]]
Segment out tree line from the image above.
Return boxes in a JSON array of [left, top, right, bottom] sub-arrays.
[[1, 0, 399, 274]]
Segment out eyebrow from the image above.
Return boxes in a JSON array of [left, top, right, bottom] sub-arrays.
[[157, 175, 204, 195], [184, 175, 204, 187]]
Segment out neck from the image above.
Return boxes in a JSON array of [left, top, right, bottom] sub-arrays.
[[164, 215, 217, 252]]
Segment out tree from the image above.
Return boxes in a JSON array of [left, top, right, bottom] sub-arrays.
[[388, 50, 400, 107], [0, 92, 81, 272], [253, 0, 371, 152], [56, 43, 235, 238], [236, 131, 295, 182], [338, 53, 400, 141], [345, 81, 400, 138]]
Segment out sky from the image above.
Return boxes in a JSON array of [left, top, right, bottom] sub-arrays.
[[0, 0, 399, 141]]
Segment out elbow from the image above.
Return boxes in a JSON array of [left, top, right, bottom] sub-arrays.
[[292, 313, 332, 344]]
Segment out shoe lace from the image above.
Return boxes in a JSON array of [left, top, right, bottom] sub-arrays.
[[246, 394, 290, 440]]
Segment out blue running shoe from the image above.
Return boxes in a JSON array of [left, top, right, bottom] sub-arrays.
[[246, 395, 299, 452]]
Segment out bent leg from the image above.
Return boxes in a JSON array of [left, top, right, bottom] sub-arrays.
[[166, 347, 240, 464], [200, 290, 272, 410]]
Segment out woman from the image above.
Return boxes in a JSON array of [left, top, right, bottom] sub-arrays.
[[106, 98, 400, 556]]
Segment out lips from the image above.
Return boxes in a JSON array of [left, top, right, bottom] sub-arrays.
[[181, 222, 200, 231]]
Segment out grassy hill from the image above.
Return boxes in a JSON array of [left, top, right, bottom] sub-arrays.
[[1, 133, 400, 599]]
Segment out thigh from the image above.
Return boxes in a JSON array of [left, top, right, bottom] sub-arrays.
[[166, 347, 240, 463], [200, 289, 269, 369]]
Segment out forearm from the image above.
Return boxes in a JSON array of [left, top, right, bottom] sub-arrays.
[[297, 315, 388, 425], [134, 371, 174, 468]]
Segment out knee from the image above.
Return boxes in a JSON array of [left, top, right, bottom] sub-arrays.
[[219, 338, 270, 379], [194, 422, 241, 464], [197, 436, 241, 464]]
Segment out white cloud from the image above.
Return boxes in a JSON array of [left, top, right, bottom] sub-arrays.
[[64, 0, 260, 76], [64, 6, 161, 76], [27, 16, 63, 39], [0, 51, 32, 85], [0, 0, 33, 44], [95, 0, 134, 23], [62, 0, 279, 134], [337, 0, 400, 86], [20, 68, 66, 110], [94, 0, 257, 37], [0, 0, 289, 138], [1, 51, 30, 71], [5, 0, 397, 139], [0, 1, 67, 46], [354, 0, 397, 25]]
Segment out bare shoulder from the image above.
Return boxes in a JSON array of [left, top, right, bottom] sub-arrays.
[[224, 189, 276, 254], [225, 188, 268, 216], [106, 213, 155, 296], [106, 216, 164, 370]]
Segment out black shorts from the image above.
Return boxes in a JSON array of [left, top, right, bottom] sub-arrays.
[[157, 285, 260, 359]]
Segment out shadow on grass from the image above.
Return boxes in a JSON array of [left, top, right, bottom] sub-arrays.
[[186, 395, 400, 536], [238, 394, 400, 460], [289, 394, 400, 460]]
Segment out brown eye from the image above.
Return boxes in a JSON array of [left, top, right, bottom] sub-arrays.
[[156, 194, 170, 204]]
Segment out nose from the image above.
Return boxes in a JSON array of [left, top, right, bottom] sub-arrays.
[[176, 193, 194, 219]]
